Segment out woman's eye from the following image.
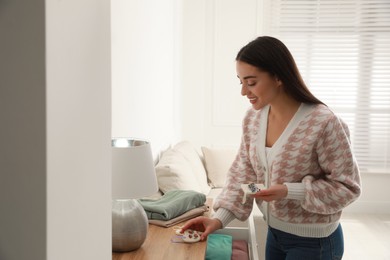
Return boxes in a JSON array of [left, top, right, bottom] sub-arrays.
[[248, 82, 256, 87]]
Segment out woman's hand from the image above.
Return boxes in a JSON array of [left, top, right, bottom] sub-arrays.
[[253, 184, 288, 202], [180, 216, 222, 241]]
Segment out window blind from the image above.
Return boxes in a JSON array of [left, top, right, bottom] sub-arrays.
[[261, 0, 390, 174]]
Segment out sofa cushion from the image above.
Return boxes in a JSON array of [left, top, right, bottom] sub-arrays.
[[201, 146, 237, 188], [155, 141, 211, 194]]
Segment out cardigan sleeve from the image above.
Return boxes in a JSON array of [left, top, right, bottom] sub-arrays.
[[212, 208, 236, 228], [213, 109, 259, 221], [301, 115, 361, 215], [284, 182, 305, 201]]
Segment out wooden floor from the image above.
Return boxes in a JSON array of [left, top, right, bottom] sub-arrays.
[[341, 213, 390, 260]]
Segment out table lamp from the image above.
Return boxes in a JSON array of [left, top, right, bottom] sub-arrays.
[[111, 138, 158, 252]]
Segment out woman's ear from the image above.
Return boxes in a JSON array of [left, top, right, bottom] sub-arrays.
[[275, 76, 282, 87]]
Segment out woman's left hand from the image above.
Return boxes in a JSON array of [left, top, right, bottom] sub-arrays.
[[252, 184, 288, 202]]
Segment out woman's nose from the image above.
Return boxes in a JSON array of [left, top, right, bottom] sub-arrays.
[[241, 85, 248, 96]]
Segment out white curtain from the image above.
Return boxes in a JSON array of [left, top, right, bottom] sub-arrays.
[[261, 0, 390, 174]]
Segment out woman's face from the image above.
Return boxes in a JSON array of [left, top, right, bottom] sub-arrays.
[[236, 61, 282, 110]]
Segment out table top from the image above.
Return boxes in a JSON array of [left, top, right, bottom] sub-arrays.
[[112, 199, 212, 260], [112, 224, 207, 260]]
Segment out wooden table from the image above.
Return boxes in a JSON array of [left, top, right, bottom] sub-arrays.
[[112, 224, 207, 260], [112, 199, 212, 260]]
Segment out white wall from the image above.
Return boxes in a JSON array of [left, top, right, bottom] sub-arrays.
[[180, 0, 258, 149], [0, 1, 111, 259], [345, 174, 390, 214], [110, 0, 253, 153], [46, 1, 111, 259], [111, 0, 181, 157]]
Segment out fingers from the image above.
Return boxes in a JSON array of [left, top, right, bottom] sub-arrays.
[[257, 189, 271, 196], [180, 217, 222, 241], [203, 218, 224, 241], [252, 184, 287, 201], [252, 189, 273, 198], [200, 229, 210, 241], [180, 217, 209, 241], [181, 216, 206, 232], [199, 219, 218, 241], [255, 194, 278, 202]]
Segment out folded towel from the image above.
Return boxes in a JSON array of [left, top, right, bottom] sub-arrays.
[[138, 190, 206, 221], [232, 240, 249, 260], [149, 205, 208, 227], [205, 234, 233, 260]]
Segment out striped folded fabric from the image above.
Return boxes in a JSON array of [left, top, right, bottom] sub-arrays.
[[148, 205, 208, 228]]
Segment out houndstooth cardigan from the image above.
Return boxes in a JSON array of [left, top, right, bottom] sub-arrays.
[[213, 103, 361, 237]]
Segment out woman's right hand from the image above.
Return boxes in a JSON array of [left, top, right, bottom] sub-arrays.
[[180, 216, 222, 241]]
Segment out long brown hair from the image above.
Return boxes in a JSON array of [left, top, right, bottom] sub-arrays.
[[236, 36, 325, 105]]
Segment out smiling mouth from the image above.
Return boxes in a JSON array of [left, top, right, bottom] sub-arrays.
[[248, 97, 257, 104]]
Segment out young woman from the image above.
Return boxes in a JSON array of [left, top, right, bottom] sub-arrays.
[[182, 36, 361, 260]]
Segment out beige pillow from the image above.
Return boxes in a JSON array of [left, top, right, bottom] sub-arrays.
[[155, 141, 210, 194], [201, 147, 237, 188]]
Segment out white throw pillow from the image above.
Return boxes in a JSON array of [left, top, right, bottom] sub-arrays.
[[201, 146, 237, 188], [155, 141, 210, 194]]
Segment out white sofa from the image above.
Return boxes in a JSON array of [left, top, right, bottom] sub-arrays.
[[154, 141, 236, 199], [153, 141, 266, 259]]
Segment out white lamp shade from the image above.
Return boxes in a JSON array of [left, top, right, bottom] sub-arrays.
[[112, 138, 158, 199]]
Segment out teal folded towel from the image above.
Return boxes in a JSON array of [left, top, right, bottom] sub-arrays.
[[205, 234, 233, 260], [138, 190, 206, 221]]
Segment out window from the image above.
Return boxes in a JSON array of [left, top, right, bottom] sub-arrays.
[[261, 0, 390, 174]]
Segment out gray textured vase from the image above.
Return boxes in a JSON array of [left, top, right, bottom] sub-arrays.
[[112, 199, 148, 252]]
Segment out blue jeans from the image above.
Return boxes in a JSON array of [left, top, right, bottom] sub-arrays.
[[266, 224, 344, 260]]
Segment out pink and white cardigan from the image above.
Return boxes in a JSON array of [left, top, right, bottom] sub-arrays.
[[213, 103, 361, 238]]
